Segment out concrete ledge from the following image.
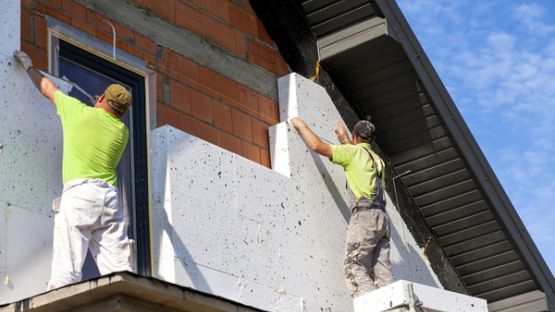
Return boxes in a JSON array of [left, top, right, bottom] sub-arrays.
[[353, 280, 487, 312], [0, 272, 262, 312]]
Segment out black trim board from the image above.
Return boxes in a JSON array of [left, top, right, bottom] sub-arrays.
[[250, 0, 318, 78]]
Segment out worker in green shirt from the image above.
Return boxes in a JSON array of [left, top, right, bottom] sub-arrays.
[[14, 51, 133, 290], [290, 117, 394, 298]]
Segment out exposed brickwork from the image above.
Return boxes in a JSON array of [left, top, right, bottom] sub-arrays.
[[20, 0, 290, 168], [20, 7, 30, 43]]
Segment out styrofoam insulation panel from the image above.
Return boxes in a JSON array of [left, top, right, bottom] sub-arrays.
[[354, 280, 487, 312], [0, 0, 62, 303], [149, 73, 444, 311]]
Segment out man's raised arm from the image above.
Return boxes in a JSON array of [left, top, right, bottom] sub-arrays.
[[14, 50, 58, 106], [335, 121, 353, 145], [290, 117, 333, 158]]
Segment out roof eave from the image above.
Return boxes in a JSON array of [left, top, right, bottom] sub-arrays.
[[373, 0, 555, 308]]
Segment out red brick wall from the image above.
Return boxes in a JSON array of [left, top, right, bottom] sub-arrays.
[[21, 0, 289, 167]]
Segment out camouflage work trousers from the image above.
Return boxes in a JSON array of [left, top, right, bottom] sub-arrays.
[[343, 208, 394, 298]]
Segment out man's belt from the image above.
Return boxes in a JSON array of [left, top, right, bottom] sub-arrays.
[[350, 198, 385, 213]]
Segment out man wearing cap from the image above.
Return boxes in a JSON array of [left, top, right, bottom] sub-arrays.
[[290, 117, 394, 298], [13, 51, 133, 289]]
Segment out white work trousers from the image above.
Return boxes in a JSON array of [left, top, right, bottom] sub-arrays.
[[47, 179, 132, 290]]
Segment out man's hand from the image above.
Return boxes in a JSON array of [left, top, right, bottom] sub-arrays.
[[14, 50, 58, 105], [289, 117, 306, 129], [335, 121, 352, 144], [14, 50, 33, 71]]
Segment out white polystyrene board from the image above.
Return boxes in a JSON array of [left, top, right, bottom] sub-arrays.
[[161, 255, 242, 302], [149, 160, 175, 275], [169, 190, 253, 273], [150, 125, 352, 311], [385, 191, 442, 285], [0, 1, 19, 56], [149, 74, 446, 311], [1, 203, 54, 302], [234, 133, 349, 308], [354, 280, 488, 312], [0, 132, 61, 216], [243, 276, 306, 312], [0, 0, 63, 304], [353, 280, 408, 312], [167, 135, 238, 201], [268, 123, 291, 176], [149, 129, 177, 284], [273, 74, 442, 287], [277, 74, 298, 122], [277, 73, 344, 144]]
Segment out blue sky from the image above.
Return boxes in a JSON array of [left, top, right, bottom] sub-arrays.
[[397, 1, 555, 273]]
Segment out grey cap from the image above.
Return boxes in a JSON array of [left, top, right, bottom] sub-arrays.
[[353, 120, 376, 141]]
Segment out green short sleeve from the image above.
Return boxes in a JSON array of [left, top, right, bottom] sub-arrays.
[[55, 90, 85, 119], [55, 91, 128, 187], [331, 143, 385, 201], [331, 144, 357, 167]]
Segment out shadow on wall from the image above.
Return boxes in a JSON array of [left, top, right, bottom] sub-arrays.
[[158, 205, 212, 292], [149, 140, 212, 293], [308, 144, 350, 223], [389, 218, 440, 287]]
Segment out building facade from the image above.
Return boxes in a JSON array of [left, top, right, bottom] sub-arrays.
[[1, 0, 553, 311]]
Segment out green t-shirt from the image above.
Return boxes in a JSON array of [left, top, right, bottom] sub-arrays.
[[55, 90, 128, 187], [331, 143, 385, 201]]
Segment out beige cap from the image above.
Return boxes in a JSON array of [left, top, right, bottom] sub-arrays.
[[104, 84, 132, 114]]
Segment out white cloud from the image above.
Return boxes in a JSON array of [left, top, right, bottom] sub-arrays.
[[545, 40, 555, 56], [398, 1, 555, 271], [486, 32, 516, 50], [513, 3, 555, 36], [514, 3, 544, 18]]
